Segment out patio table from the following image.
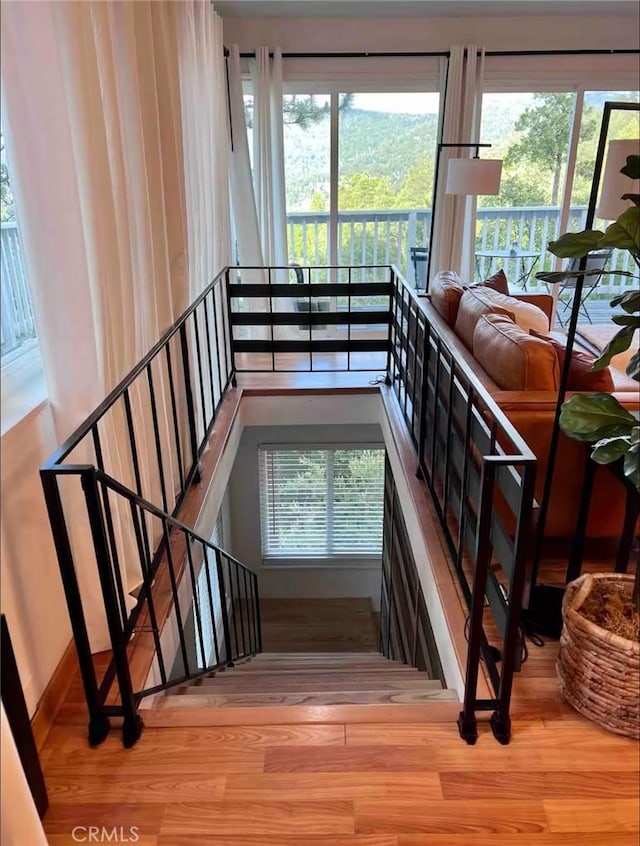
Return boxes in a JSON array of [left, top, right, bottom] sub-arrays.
[[475, 249, 540, 290]]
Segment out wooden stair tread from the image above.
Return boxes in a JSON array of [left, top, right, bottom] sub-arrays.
[[239, 655, 393, 661], [142, 701, 461, 726], [175, 676, 443, 694], [156, 688, 459, 708], [221, 665, 418, 675]]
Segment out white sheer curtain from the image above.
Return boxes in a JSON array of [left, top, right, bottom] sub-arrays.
[[227, 45, 264, 270], [175, 1, 231, 300], [1, 1, 225, 650], [430, 45, 486, 284], [250, 47, 289, 272]]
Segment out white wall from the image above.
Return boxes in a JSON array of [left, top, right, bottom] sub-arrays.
[[222, 13, 639, 53], [0, 404, 71, 716], [227, 422, 385, 609]]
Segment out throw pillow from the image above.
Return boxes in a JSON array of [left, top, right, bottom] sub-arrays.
[[467, 285, 549, 335], [530, 330, 615, 392], [474, 314, 560, 391], [454, 288, 515, 351], [471, 269, 509, 295], [428, 271, 464, 327]]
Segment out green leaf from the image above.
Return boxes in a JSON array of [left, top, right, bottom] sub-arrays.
[[591, 435, 633, 465], [547, 230, 605, 259], [622, 440, 640, 492], [611, 290, 640, 313], [601, 207, 640, 253], [627, 349, 640, 381], [592, 325, 636, 370], [621, 154, 640, 180], [559, 392, 638, 443], [611, 313, 640, 327]]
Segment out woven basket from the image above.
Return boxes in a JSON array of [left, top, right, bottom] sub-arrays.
[[557, 573, 639, 739]]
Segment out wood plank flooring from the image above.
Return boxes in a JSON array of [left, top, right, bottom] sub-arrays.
[[41, 620, 639, 846]]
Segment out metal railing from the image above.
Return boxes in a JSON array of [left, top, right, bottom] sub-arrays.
[[227, 264, 393, 373], [1, 221, 35, 354], [380, 454, 445, 683], [40, 268, 253, 747], [388, 269, 537, 744]]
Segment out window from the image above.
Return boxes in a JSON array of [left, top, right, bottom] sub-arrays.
[[259, 446, 385, 560], [1, 125, 46, 433]]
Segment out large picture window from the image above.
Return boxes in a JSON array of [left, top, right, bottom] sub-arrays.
[[259, 446, 385, 560]]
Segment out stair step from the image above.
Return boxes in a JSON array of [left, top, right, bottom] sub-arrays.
[[177, 675, 442, 694], [229, 659, 411, 675], [251, 652, 389, 663], [156, 688, 459, 708], [144, 700, 461, 727], [223, 665, 418, 676]]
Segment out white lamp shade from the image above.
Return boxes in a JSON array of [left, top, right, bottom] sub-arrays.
[[597, 138, 640, 221], [445, 158, 502, 196]]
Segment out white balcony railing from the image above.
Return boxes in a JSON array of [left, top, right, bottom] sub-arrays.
[[1, 221, 35, 357], [1, 207, 636, 360], [287, 205, 635, 293]]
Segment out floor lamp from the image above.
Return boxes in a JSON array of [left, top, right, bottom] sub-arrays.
[[526, 100, 640, 637], [424, 142, 503, 291]]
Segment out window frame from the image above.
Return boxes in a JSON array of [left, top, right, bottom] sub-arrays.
[[258, 442, 385, 565]]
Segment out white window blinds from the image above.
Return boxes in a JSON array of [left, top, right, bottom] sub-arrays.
[[259, 447, 385, 559]]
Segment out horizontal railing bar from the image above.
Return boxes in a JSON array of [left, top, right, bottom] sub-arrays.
[[233, 339, 390, 354], [229, 282, 392, 298], [231, 311, 391, 326], [232, 264, 394, 270], [42, 269, 228, 469]]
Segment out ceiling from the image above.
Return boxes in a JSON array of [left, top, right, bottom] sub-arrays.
[[214, 0, 640, 18]]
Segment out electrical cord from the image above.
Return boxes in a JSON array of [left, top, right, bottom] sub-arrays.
[[463, 614, 541, 666], [369, 374, 388, 385]]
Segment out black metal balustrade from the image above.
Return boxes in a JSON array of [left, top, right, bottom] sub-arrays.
[[40, 269, 259, 747], [226, 265, 393, 373], [41, 261, 536, 748], [388, 271, 537, 744], [380, 456, 446, 683]]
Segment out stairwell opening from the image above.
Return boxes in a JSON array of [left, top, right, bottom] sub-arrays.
[[144, 401, 461, 714]]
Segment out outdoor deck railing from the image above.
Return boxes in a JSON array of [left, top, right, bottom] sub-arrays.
[[4, 205, 635, 358], [287, 205, 634, 289], [1, 221, 35, 354]]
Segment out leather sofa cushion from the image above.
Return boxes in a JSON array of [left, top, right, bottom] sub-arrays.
[[473, 313, 560, 391], [454, 287, 515, 350], [531, 330, 615, 392], [467, 284, 550, 335], [429, 271, 463, 327]]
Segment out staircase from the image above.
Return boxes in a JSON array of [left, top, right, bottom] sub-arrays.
[[147, 651, 459, 713]]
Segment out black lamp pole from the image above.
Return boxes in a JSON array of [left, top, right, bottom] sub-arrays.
[[526, 100, 640, 635], [423, 142, 492, 292]]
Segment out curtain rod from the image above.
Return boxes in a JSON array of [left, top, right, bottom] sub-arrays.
[[230, 48, 638, 59]]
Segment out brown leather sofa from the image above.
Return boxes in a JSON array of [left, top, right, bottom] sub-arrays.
[[420, 271, 639, 542]]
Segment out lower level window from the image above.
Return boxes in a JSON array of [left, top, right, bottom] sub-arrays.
[[259, 446, 384, 559]]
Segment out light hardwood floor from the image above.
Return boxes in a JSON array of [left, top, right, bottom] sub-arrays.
[[41, 590, 639, 844], [39, 379, 639, 843]]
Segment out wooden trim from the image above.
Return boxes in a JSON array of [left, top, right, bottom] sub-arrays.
[[30, 639, 78, 753], [142, 700, 461, 727]]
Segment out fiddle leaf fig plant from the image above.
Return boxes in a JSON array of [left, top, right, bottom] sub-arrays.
[[535, 153, 640, 495]]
